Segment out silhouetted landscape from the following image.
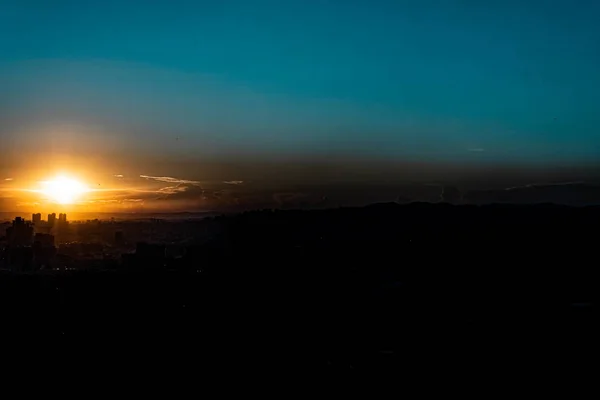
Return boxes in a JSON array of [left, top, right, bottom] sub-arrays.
[[3, 0, 600, 382], [3, 203, 596, 375]]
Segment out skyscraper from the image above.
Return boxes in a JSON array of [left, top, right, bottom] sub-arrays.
[[58, 213, 67, 224], [6, 217, 34, 246], [32, 213, 42, 225], [48, 213, 56, 227]]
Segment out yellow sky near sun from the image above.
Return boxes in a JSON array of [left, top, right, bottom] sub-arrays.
[[0, 170, 143, 212]]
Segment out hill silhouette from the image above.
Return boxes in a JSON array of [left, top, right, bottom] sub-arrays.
[[2, 203, 597, 377]]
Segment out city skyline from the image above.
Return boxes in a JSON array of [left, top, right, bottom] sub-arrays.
[[3, 0, 597, 370]]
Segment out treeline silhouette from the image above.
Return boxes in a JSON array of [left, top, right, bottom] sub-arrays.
[[2, 202, 598, 376]]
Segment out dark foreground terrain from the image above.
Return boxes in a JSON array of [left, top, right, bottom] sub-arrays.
[[2, 203, 598, 379]]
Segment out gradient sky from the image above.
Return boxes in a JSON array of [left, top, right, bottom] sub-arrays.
[[1, 0, 600, 211]]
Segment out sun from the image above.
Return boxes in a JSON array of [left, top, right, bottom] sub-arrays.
[[40, 176, 89, 205]]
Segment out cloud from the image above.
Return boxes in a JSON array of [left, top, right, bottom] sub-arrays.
[[156, 185, 194, 197], [88, 198, 144, 204], [223, 180, 244, 185], [4, 178, 13, 181], [138, 174, 209, 200], [468, 148, 485, 152], [140, 175, 202, 185], [114, 174, 124, 178], [505, 181, 585, 191]]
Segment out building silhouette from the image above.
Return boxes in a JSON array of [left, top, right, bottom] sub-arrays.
[[122, 242, 166, 271], [114, 231, 124, 246], [58, 213, 67, 224], [34, 233, 55, 247], [48, 213, 56, 227], [6, 217, 34, 247], [32, 213, 42, 225], [33, 233, 56, 270], [136, 242, 166, 258]]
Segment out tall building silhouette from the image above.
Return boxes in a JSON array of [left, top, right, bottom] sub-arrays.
[[48, 213, 56, 227], [6, 217, 34, 247], [32, 213, 42, 225], [34, 233, 55, 247], [58, 213, 67, 224]]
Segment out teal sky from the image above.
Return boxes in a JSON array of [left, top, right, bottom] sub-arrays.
[[1, 0, 600, 167]]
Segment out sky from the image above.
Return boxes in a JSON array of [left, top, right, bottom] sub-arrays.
[[1, 0, 600, 211]]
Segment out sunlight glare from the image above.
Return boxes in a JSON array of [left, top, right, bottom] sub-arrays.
[[40, 176, 89, 204]]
